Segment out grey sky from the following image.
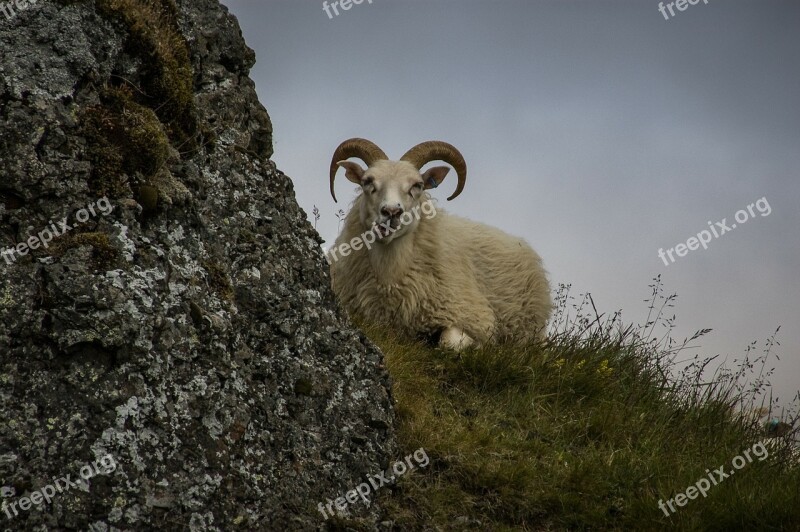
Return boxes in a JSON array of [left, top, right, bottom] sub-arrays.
[[223, 0, 799, 410]]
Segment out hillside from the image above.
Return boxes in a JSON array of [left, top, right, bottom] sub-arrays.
[[341, 282, 800, 530]]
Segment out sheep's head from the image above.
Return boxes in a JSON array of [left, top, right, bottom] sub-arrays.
[[329, 138, 466, 242]]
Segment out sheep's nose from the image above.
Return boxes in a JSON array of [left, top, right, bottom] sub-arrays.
[[381, 205, 403, 218]]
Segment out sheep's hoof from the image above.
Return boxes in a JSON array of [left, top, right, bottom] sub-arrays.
[[440, 327, 474, 351]]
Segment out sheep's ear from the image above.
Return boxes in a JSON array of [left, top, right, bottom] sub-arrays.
[[337, 161, 365, 184], [421, 166, 450, 190]]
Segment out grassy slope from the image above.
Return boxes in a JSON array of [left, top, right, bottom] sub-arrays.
[[363, 285, 800, 531]]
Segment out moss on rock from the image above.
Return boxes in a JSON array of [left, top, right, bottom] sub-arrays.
[[76, 0, 208, 201], [96, 0, 199, 145], [50, 231, 121, 270], [81, 85, 172, 197]]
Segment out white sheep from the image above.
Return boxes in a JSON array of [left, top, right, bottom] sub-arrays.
[[327, 138, 552, 349]]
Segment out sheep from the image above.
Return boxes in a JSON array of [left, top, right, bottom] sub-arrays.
[[327, 138, 552, 349]]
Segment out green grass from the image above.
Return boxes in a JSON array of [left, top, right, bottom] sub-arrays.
[[364, 278, 800, 530]]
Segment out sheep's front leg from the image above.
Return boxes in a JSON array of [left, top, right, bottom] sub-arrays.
[[440, 327, 474, 351]]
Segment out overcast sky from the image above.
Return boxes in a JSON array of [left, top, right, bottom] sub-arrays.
[[223, 0, 799, 412]]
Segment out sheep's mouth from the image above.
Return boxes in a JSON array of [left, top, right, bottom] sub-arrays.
[[372, 218, 401, 238], [375, 224, 391, 238]]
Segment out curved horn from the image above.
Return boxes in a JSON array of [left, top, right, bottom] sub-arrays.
[[329, 138, 388, 202], [400, 141, 467, 201]]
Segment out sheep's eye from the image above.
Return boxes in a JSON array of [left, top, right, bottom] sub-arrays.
[[410, 182, 423, 195]]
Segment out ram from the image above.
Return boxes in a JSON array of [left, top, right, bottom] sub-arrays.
[[327, 138, 552, 349]]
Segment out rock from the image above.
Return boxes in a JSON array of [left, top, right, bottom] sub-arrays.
[[0, 0, 395, 529]]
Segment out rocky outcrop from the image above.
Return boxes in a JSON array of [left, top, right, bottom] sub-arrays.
[[0, 0, 395, 529]]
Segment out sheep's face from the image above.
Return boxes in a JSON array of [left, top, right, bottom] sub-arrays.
[[337, 159, 449, 244]]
